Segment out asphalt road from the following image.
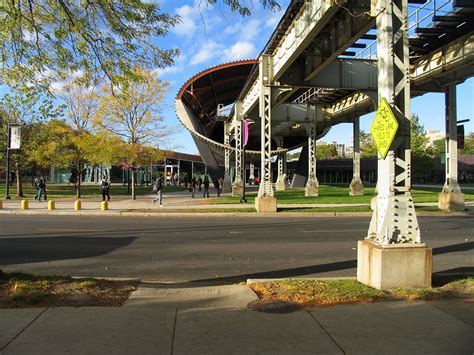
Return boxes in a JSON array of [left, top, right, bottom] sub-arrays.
[[0, 215, 472, 282]]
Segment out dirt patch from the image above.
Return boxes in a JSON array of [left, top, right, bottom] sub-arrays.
[[0, 271, 137, 308]]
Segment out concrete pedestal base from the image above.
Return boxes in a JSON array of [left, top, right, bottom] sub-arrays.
[[438, 192, 465, 212], [349, 179, 364, 196], [276, 181, 286, 191], [305, 185, 319, 197], [232, 186, 243, 197], [357, 240, 432, 290], [223, 176, 232, 193], [255, 196, 277, 213]]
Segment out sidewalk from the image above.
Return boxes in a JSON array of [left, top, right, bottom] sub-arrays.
[[1, 190, 473, 216], [1, 284, 473, 354]]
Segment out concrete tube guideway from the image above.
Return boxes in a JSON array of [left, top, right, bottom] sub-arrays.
[[175, 0, 474, 289]]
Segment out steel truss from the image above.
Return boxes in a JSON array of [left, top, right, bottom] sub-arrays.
[[367, 0, 421, 245], [233, 102, 243, 188], [258, 55, 274, 197]]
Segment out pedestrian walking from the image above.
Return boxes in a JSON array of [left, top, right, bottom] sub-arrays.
[[152, 175, 164, 206], [100, 177, 110, 201], [202, 175, 210, 198], [197, 177, 202, 191], [190, 177, 197, 198], [33, 176, 40, 200], [217, 176, 224, 197], [35, 176, 47, 201]]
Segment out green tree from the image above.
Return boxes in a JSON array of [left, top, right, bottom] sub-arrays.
[[316, 144, 339, 160], [432, 138, 445, 157], [0, 0, 280, 86], [59, 82, 102, 197], [360, 130, 377, 158], [409, 114, 435, 182], [95, 68, 172, 199], [460, 132, 474, 155], [0, 87, 63, 196]]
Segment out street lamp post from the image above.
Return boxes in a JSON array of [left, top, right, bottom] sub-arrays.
[[240, 141, 247, 203], [5, 122, 11, 199]]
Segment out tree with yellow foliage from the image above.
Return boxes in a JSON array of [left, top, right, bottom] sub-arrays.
[[95, 68, 173, 199]]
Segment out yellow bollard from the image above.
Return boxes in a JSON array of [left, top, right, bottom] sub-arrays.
[[74, 200, 81, 210], [101, 201, 108, 211], [48, 200, 55, 210], [21, 199, 28, 210]]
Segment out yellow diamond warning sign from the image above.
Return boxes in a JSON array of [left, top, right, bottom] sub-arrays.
[[370, 98, 399, 159]]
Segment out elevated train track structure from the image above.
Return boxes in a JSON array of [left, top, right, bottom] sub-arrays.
[[176, 0, 473, 194], [176, 0, 474, 289]]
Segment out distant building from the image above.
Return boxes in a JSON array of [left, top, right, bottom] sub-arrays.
[[426, 129, 445, 145]]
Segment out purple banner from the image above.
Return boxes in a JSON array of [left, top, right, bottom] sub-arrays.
[[243, 119, 249, 147]]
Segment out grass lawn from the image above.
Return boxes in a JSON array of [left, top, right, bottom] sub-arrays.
[[0, 271, 137, 308], [204, 185, 474, 205], [249, 277, 474, 308], [0, 183, 186, 200]]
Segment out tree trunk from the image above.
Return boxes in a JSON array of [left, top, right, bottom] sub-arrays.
[[76, 163, 82, 198], [15, 161, 24, 197], [131, 170, 136, 200]]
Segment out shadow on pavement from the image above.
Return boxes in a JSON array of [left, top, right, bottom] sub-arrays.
[[0, 236, 137, 265], [188, 241, 474, 284]]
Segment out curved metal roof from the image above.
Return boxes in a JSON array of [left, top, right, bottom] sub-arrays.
[[176, 60, 256, 135]]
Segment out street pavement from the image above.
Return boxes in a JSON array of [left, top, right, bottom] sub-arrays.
[[1, 191, 473, 354], [1, 284, 473, 354], [1, 189, 473, 216]]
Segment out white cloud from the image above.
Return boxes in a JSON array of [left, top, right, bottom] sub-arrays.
[[190, 41, 222, 65], [223, 41, 257, 61], [173, 5, 197, 38], [265, 13, 281, 29], [239, 20, 261, 41]]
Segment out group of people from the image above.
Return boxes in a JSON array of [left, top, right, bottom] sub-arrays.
[[151, 175, 224, 206], [188, 176, 224, 198]]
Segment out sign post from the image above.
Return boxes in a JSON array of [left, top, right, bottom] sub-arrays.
[[240, 119, 249, 203], [4, 123, 21, 200], [370, 98, 399, 159]]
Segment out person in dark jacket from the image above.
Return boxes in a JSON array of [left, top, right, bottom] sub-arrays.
[[190, 177, 197, 198], [202, 176, 210, 198], [152, 175, 164, 206], [100, 177, 110, 201]]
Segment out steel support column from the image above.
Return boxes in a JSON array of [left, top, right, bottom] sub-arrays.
[[438, 84, 464, 211], [349, 117, 364, 196], [305, 105, 321, 197], [249, 163, 255, 185], [367, 0, 420, 246], [359, 0, 430, 290], [256, 55, 277, 212], [275, 137, 286, 191], [223, 122, 232, 192], [232, 103, 244, 197]]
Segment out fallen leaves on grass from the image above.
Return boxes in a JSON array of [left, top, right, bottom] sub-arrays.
[[249, 278, 474, 309], [0, 272, 137, 308]]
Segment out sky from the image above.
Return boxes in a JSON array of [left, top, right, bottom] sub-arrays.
[[2, 1, 472, 154], [155, 0, 473, 154]]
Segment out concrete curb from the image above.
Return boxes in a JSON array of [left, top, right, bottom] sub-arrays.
[[0, 209, 472, 218]]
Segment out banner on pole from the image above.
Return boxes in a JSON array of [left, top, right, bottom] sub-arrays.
[[243, 119, 249, 147], [10, 126, 21, 149]]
